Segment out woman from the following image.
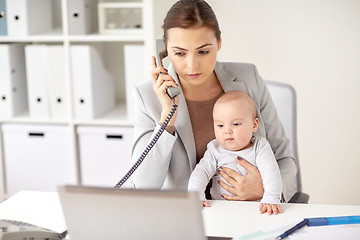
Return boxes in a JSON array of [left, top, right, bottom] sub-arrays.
[[131, 0, 297, 202]]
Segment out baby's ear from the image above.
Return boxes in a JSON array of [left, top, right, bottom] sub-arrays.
[[253, 118, 259, 132]]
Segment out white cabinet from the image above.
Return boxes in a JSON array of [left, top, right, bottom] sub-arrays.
[[77, 126, 134, 188], [2, 123, 75, 195], [0, 0, 161, 200]]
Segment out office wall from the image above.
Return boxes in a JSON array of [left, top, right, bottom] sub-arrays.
[[206, 0, 360, 205]]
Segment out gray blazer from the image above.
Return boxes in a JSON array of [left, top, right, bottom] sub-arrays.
[[131, 61, 298, 201]]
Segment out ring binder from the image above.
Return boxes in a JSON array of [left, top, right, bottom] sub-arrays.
[[6, 0, 52, 35], [68, 0, 97, 35], [70, 45, 115, 120], [0, 0, 7, 35], [0, 44, 28, 118]]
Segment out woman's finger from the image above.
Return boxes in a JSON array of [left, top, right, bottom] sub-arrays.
[[221, 193, 242, 201], [217, 180, 234, 194], [151, 56, 168, 83], [237, 157, 258, 174], [151, 56, 157, 68], [219, 166, 243, 185]]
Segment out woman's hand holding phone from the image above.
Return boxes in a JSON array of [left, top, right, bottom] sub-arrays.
[[151, 56, 179, 134]]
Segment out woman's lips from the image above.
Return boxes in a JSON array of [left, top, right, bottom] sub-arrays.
[[187, 73, 202, 79]]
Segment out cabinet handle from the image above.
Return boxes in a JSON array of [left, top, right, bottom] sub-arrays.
[[28, 132, 45, 137], [106, 134, 123, 139], [14, 15, 19, 21], [0, 12, 4, 18]]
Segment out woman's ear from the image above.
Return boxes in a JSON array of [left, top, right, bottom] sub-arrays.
[[253, 118, 259, 133], [217, 36, 222, 51]]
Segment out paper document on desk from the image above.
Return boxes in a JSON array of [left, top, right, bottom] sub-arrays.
[[234, 219, 360, 240], [233, 219, 303, 240], [287, 224, 360, 240]]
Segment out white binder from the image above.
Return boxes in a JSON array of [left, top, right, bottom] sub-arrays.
[[68, 0, 97, 35], [47, 46, 69, 120], [124, 44, 146, 121], [25, 45, 51, 119], [6, 0, 52, 35], [0, 44, 28, 118], [0, 0, 7, 35], [71, 45, 115, 119]]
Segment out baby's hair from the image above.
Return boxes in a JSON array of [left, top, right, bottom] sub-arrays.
[[216, 90, 258, 119]]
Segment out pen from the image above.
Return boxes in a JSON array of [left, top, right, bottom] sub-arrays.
[[275, 218, 309, 239]]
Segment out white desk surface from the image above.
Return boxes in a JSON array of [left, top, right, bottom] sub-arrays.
[[0, 191, 360, 238]]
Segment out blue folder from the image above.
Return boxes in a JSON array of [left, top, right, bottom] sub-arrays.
[[0, 0, 7, 35], [306, 215, 360, 227]]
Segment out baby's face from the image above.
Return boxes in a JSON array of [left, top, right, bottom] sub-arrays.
[[213, 98, 258, 151]]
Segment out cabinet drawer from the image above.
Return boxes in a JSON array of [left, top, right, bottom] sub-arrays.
[[1, 123, 74, 196], [77, 126, 134, 188]]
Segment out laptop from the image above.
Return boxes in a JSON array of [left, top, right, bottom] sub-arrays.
[[58, 185, 211, 240]]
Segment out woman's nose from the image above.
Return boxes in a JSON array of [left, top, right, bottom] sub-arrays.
[[187, 55, 199, 70]]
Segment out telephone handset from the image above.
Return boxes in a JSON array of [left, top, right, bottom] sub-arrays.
[[0, 219, 61, 240], [155, 39, 181, 99]]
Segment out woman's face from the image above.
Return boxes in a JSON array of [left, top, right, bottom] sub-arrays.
[[166, 26, 221, 87]]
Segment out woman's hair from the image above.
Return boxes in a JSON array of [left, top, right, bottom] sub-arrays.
[[162, 0, 221, 43]]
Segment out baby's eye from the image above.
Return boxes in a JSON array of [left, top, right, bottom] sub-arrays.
[[217, 124, 224, 128], [233, 123, 241, 126]]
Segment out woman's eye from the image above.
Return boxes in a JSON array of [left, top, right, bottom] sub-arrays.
[[199, 50, 209, 55], [174, 52, 185, 56]]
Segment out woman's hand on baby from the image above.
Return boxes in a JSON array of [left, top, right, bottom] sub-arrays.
[[218, 157, 264, 201], [259, 203, 282, 215]]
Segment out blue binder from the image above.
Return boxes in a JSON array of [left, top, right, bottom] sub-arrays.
[[0, 0, 7, 35]]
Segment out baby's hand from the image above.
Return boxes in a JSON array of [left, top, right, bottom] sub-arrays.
[[203, 201, 211, 207], [259, 203, 282, 215]]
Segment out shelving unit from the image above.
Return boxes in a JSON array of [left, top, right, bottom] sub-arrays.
[[0, 0, 164, 200]]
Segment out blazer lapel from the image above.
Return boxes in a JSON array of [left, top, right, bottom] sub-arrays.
[[215, 61, 247, 93]]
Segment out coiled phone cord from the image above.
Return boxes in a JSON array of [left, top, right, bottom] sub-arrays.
[[58, 99, 178, 239], [114, 98, 178, 188]]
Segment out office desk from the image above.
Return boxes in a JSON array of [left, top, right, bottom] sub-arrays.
[[0, 191, 360, 238], [203, 200, 360, 237]]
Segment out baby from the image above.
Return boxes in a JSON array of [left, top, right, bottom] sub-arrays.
[[188, 90, 282, 215]]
